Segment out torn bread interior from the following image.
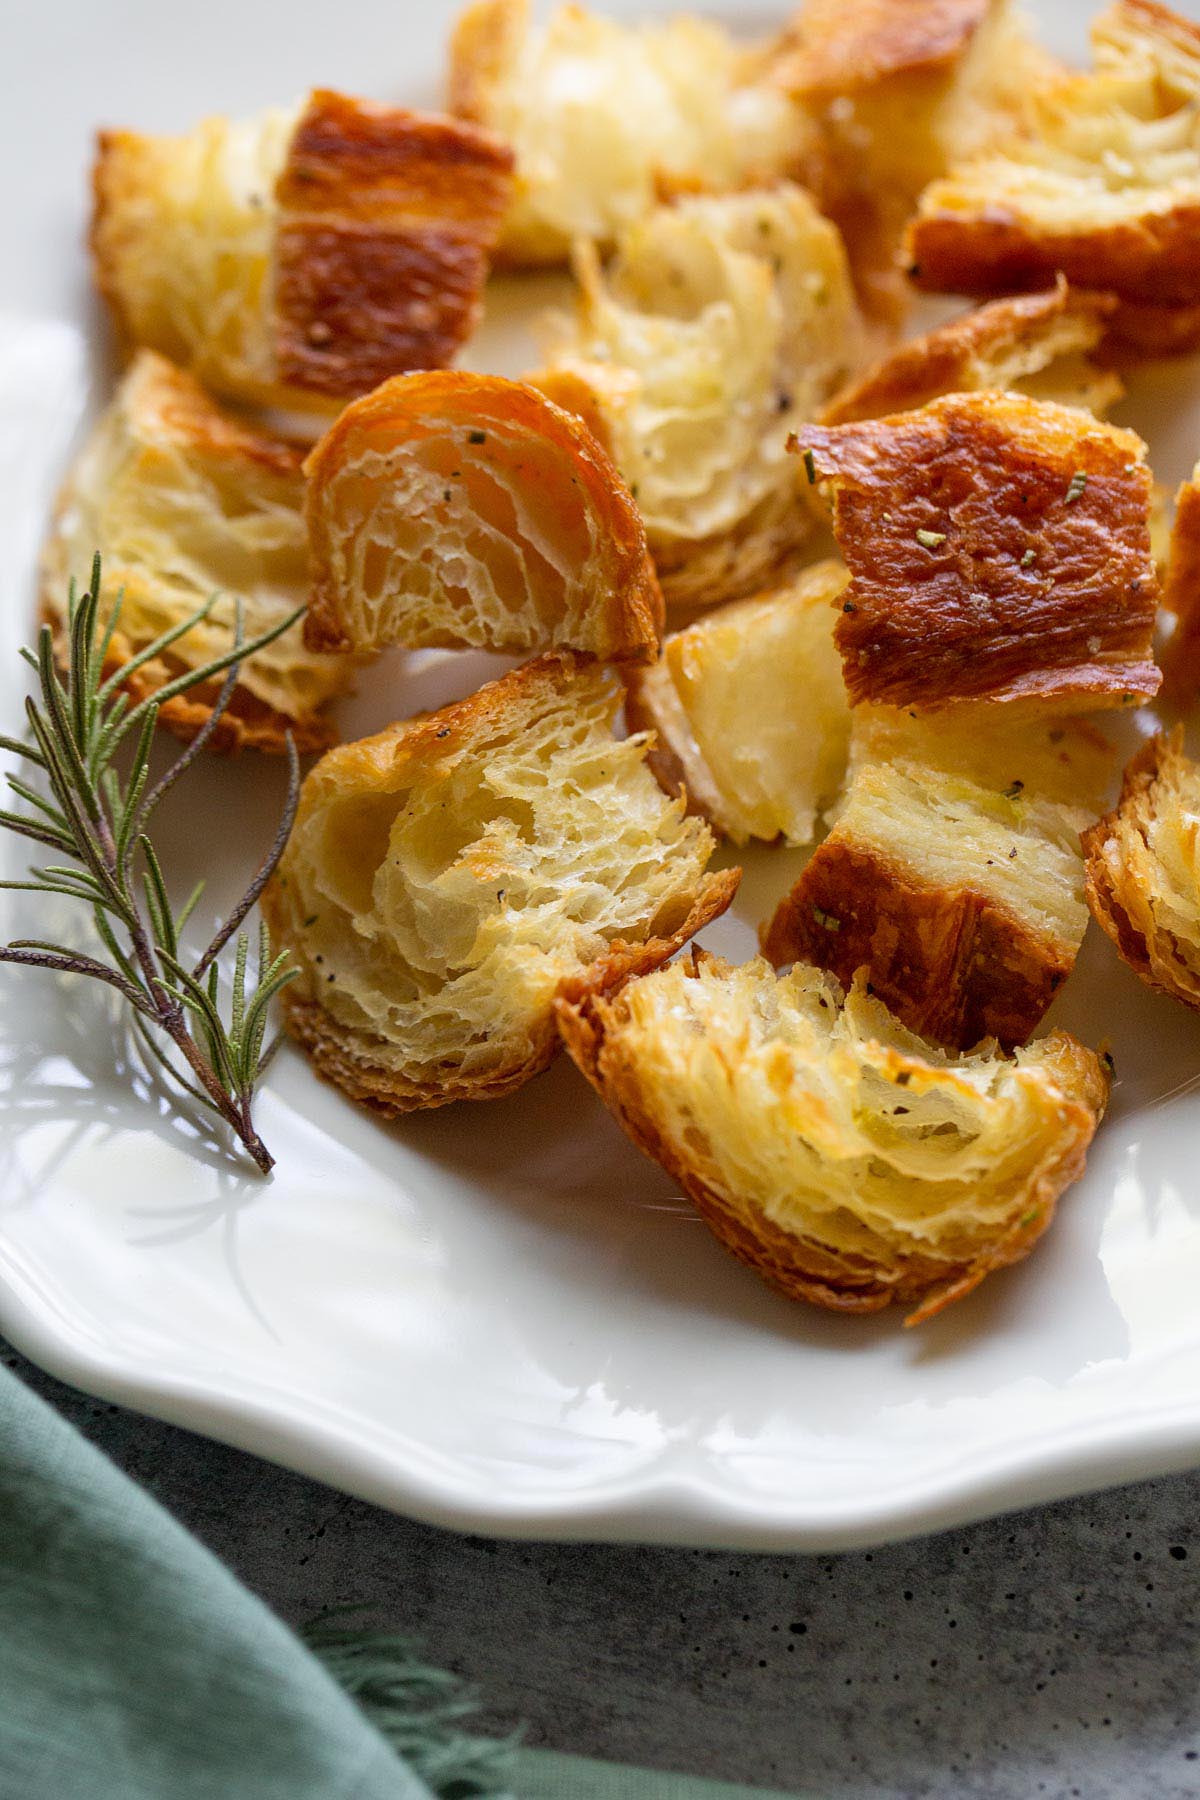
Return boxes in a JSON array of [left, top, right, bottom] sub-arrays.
[[556, 949, 1109, 1325], [1084, 728, 1200, 1014], [532, 185, 864, 610], [303, 370, 663, 662], [762, 706, 1114, 1051], [40, 350, 352, 754], [906, 0, 1200, 349], [773, 0, 1051, 324], [625, 560, 852, 847], [263, 653, 738, 1115], [447, 0, 812, 265]]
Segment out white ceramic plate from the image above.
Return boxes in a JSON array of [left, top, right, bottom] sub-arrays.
[[5, 0, 1200, 1553]]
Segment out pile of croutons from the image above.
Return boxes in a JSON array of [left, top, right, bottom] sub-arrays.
[[49, 0, 1200, 1326]]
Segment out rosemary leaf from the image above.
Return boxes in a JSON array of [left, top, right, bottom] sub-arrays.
[[124, 601, 304, 729], [96, 593, 219, 707], [139, 835, 178, 961], [0, 734, 46, 767], [230, 932, 250, 1053], [5, 773, 68, 826]]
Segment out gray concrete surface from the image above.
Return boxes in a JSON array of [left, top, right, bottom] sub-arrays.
[[4, 1336, 1199, 1799]]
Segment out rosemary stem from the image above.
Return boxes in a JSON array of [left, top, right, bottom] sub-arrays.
[[93, 764, 275, 1171], [157, 1005, 275, 1175], [0, 559, 301, 1175]]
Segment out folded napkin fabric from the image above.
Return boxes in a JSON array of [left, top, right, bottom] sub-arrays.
[[0, 1355, 812, 1800]]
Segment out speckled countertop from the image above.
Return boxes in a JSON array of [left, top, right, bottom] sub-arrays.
[[6, 1340, 1199, 1798]]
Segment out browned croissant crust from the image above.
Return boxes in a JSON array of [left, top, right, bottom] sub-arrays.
[[92, 91, 513, 410], [302, 371, 662, 661], [39, 350, 353, 755], [796, 391, 1160, 712], [778, 0, 1000, 92], [762, 706, 1113, 1051], [555, 950, 1109, 1325], [1083, 729, 1200, 1012], [906, 1, 1200, 345], [820, 281, 1122, 426], [1159, 458, 1200, 702], [263, 653, 738, 1115]]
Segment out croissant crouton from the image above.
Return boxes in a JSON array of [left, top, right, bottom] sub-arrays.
[[555, 950, 1109, 1324], [531, 187, 863, 610], [797, 392, 1160, 712], [92, 91, 513, 410], [262, 654, 738, 1114], [625, 561, 851, 847], [774, 0, 1050, 323], [907, 1, 1200, 346], [303, 371, 662, 661], [447, 0, 812, 265], [1159, 458, 1200, 702], [820, 281, 1122, 426], [39, 351, 352, 754], [763, 706, 1113, 1050], [1083, 729, 1200, 1012]]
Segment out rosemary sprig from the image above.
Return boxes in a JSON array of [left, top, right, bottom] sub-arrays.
[[0, 555, 304, 1174]]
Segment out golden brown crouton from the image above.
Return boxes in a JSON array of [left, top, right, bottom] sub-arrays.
[[262, 654, 738, 1115], [1083, 729, 1200, 1012], [447, 0, 812, 265], [555, 950, 1109, 1324], [907, 1, 1200, 345], [530, 187, 863, 610], [796, 392, 1160, 712], [40, 351, 352, 754], [92, 91, 513, 410], [762, 707, 1113, 1050], [774, 0, 1051, 324], [303, 371, 662, 661], [1159, 458, 1200, 702], [624, 561, 851, 847], [778, 0, 1000, 93], [820, 281, 1122, 426]]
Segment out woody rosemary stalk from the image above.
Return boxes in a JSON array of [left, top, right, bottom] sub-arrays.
[[0, 556, 303, 1174]]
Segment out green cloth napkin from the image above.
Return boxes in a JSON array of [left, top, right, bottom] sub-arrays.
[[0, 1356, 809, 1799], [512, 1752, 803, 1798]]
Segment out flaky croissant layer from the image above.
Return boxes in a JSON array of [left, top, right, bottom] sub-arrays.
[[557, 952, 1110, 1325], [264, 654, 737, 1114]]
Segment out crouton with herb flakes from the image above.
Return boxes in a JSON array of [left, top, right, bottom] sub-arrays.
[[556, 949, 1109, 1324], [532, 186, 864, 611], [303, 371, 662, 662], [93, 91, 513, 409], [796, 391, 1160, 713], [763, 706, 1114, 1051], [1084, 729, 1200, 1015], [907, 0, 1200, 351]]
